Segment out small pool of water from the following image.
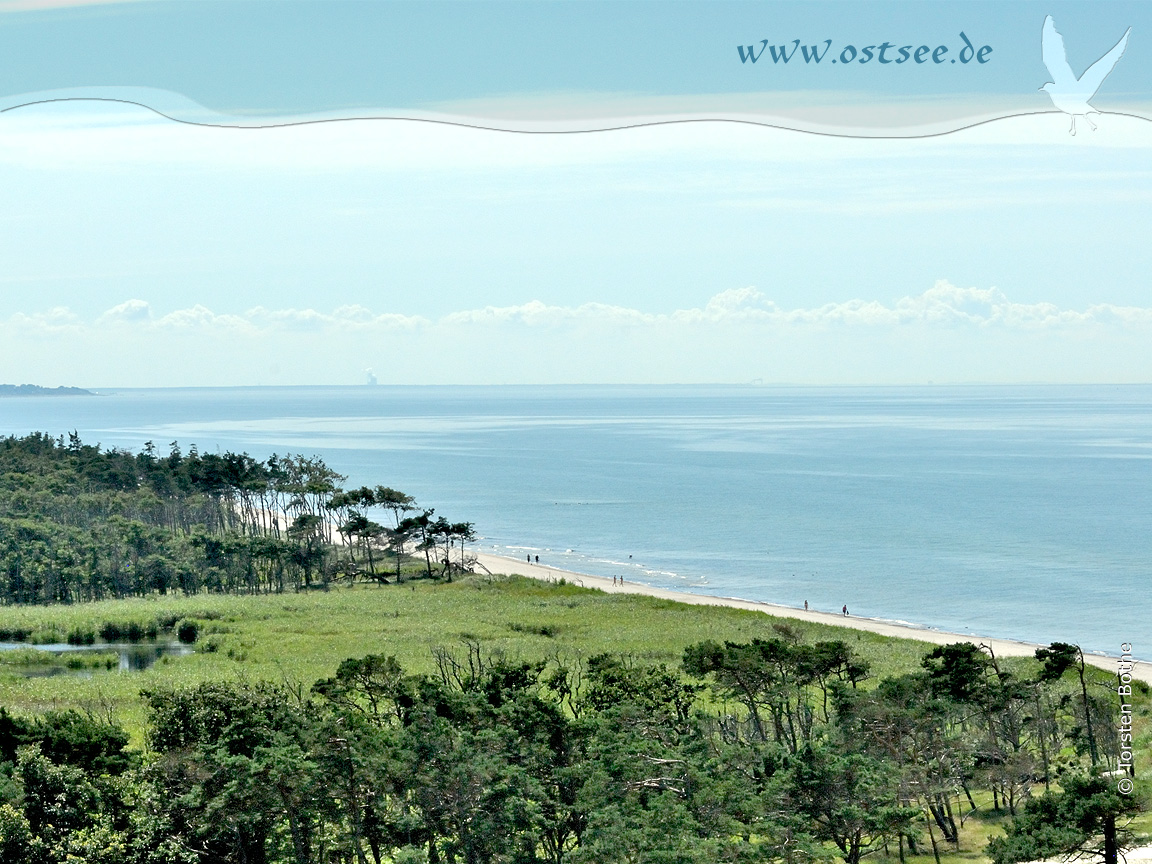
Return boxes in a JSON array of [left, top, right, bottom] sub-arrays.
[[0, 639, 194, 672]]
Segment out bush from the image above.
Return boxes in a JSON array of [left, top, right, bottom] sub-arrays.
[[509, 622, 557, 638], [66, 628, 96, 646], [175, 620, 199, 644], [0, 803, 41, 864], [99, 621, 159, 643], [31, 709, 135, 774]]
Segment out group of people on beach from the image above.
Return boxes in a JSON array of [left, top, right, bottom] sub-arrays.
[[523, 550, 635, 589]]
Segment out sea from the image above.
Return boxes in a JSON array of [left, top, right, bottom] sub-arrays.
[[0, 384, 1148, 660]]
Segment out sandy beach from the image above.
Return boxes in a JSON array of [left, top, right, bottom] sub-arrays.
[[473, 551, 1152, 685]]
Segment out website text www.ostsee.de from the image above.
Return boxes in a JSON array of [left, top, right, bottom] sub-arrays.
[[737, 33, 992, 66]]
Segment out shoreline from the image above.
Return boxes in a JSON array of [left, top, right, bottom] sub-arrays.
[[472, 551, 1152, 685]]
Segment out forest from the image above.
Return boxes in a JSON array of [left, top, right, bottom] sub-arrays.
[[0, 433, 1144, 864], [0, 432, 473, 604]]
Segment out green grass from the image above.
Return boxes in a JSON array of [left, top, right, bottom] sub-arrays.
[[0, 573, 941, 742], [1, 572, 1149, 864]]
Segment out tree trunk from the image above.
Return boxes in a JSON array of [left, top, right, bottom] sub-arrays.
[[1037, 706, 1051, 790], [962, 783, 977, 813], [1077, 652, 1100, 768], [927, 799, 956, 844], [283, 803, 311, 864], [1103, 814, 1118, 864], [924, 809, 942, 864]]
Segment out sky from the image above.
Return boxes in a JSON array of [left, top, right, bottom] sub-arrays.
[[1, 1, 1149, 118], [0, 1, 1149, 386]]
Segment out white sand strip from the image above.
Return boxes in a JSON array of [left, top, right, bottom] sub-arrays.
[[473, 552, 1152, 685]]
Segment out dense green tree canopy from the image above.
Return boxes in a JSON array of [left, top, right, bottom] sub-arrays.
[[0, 433, 473, 603]]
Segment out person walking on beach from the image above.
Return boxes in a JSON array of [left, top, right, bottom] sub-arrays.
[[535, 555, 539, 564], [527, 555, 531, 564], [842, 604, 848, 616], [804, 600, 808, 611]]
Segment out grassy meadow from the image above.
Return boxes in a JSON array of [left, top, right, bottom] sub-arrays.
[[1, 573, 943, 741]]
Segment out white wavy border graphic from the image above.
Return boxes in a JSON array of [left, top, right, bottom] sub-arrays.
[[2, 86, 1150, 139]]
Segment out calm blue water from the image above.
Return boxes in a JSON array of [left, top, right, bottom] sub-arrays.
[[0, 385, 1148, 659]]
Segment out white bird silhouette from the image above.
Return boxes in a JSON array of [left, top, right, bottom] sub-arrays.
[[1040, 15, 1130, 135]]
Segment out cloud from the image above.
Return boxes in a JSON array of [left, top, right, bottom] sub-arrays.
[[436, 283, 1152, 331], [8, 306, 81, 331], [97, 298, 151, 323], [154, 305, 251, 331], [244, 306, 428, 332], [84, 302, 430, 333], [441, 299, 652, 327], [2, 283, 1150, 387], [41, 283, 1152, 336]]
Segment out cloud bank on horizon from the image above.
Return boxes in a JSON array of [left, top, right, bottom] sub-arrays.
[[52, 282, 1152, 332], [5, 282, 1152, 387]]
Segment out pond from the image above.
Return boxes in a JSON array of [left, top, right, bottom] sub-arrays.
[[0, 639, 194, 673]]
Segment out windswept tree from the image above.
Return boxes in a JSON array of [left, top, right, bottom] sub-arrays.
[[375, 486, 416, 529], [988, 774, 1143, 864], [837, 672, 971, 859], [1036, 642, 1101, 767], [287, 513, 327, 588], [779, 744, 916, 864], [449, 522, 477, 574], [684, 637, 867, 750]]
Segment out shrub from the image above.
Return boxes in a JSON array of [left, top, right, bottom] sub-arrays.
[[509, 622, 557, 638], [175, 620, 199, 644], [100, 621, 159, 643], [98, 622, 122, 642]]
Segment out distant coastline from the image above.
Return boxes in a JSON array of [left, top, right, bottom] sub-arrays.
[[0, 384, 93, 397]]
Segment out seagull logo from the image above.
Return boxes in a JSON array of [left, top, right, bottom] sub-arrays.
[[1040, 15, 1131, 134]]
